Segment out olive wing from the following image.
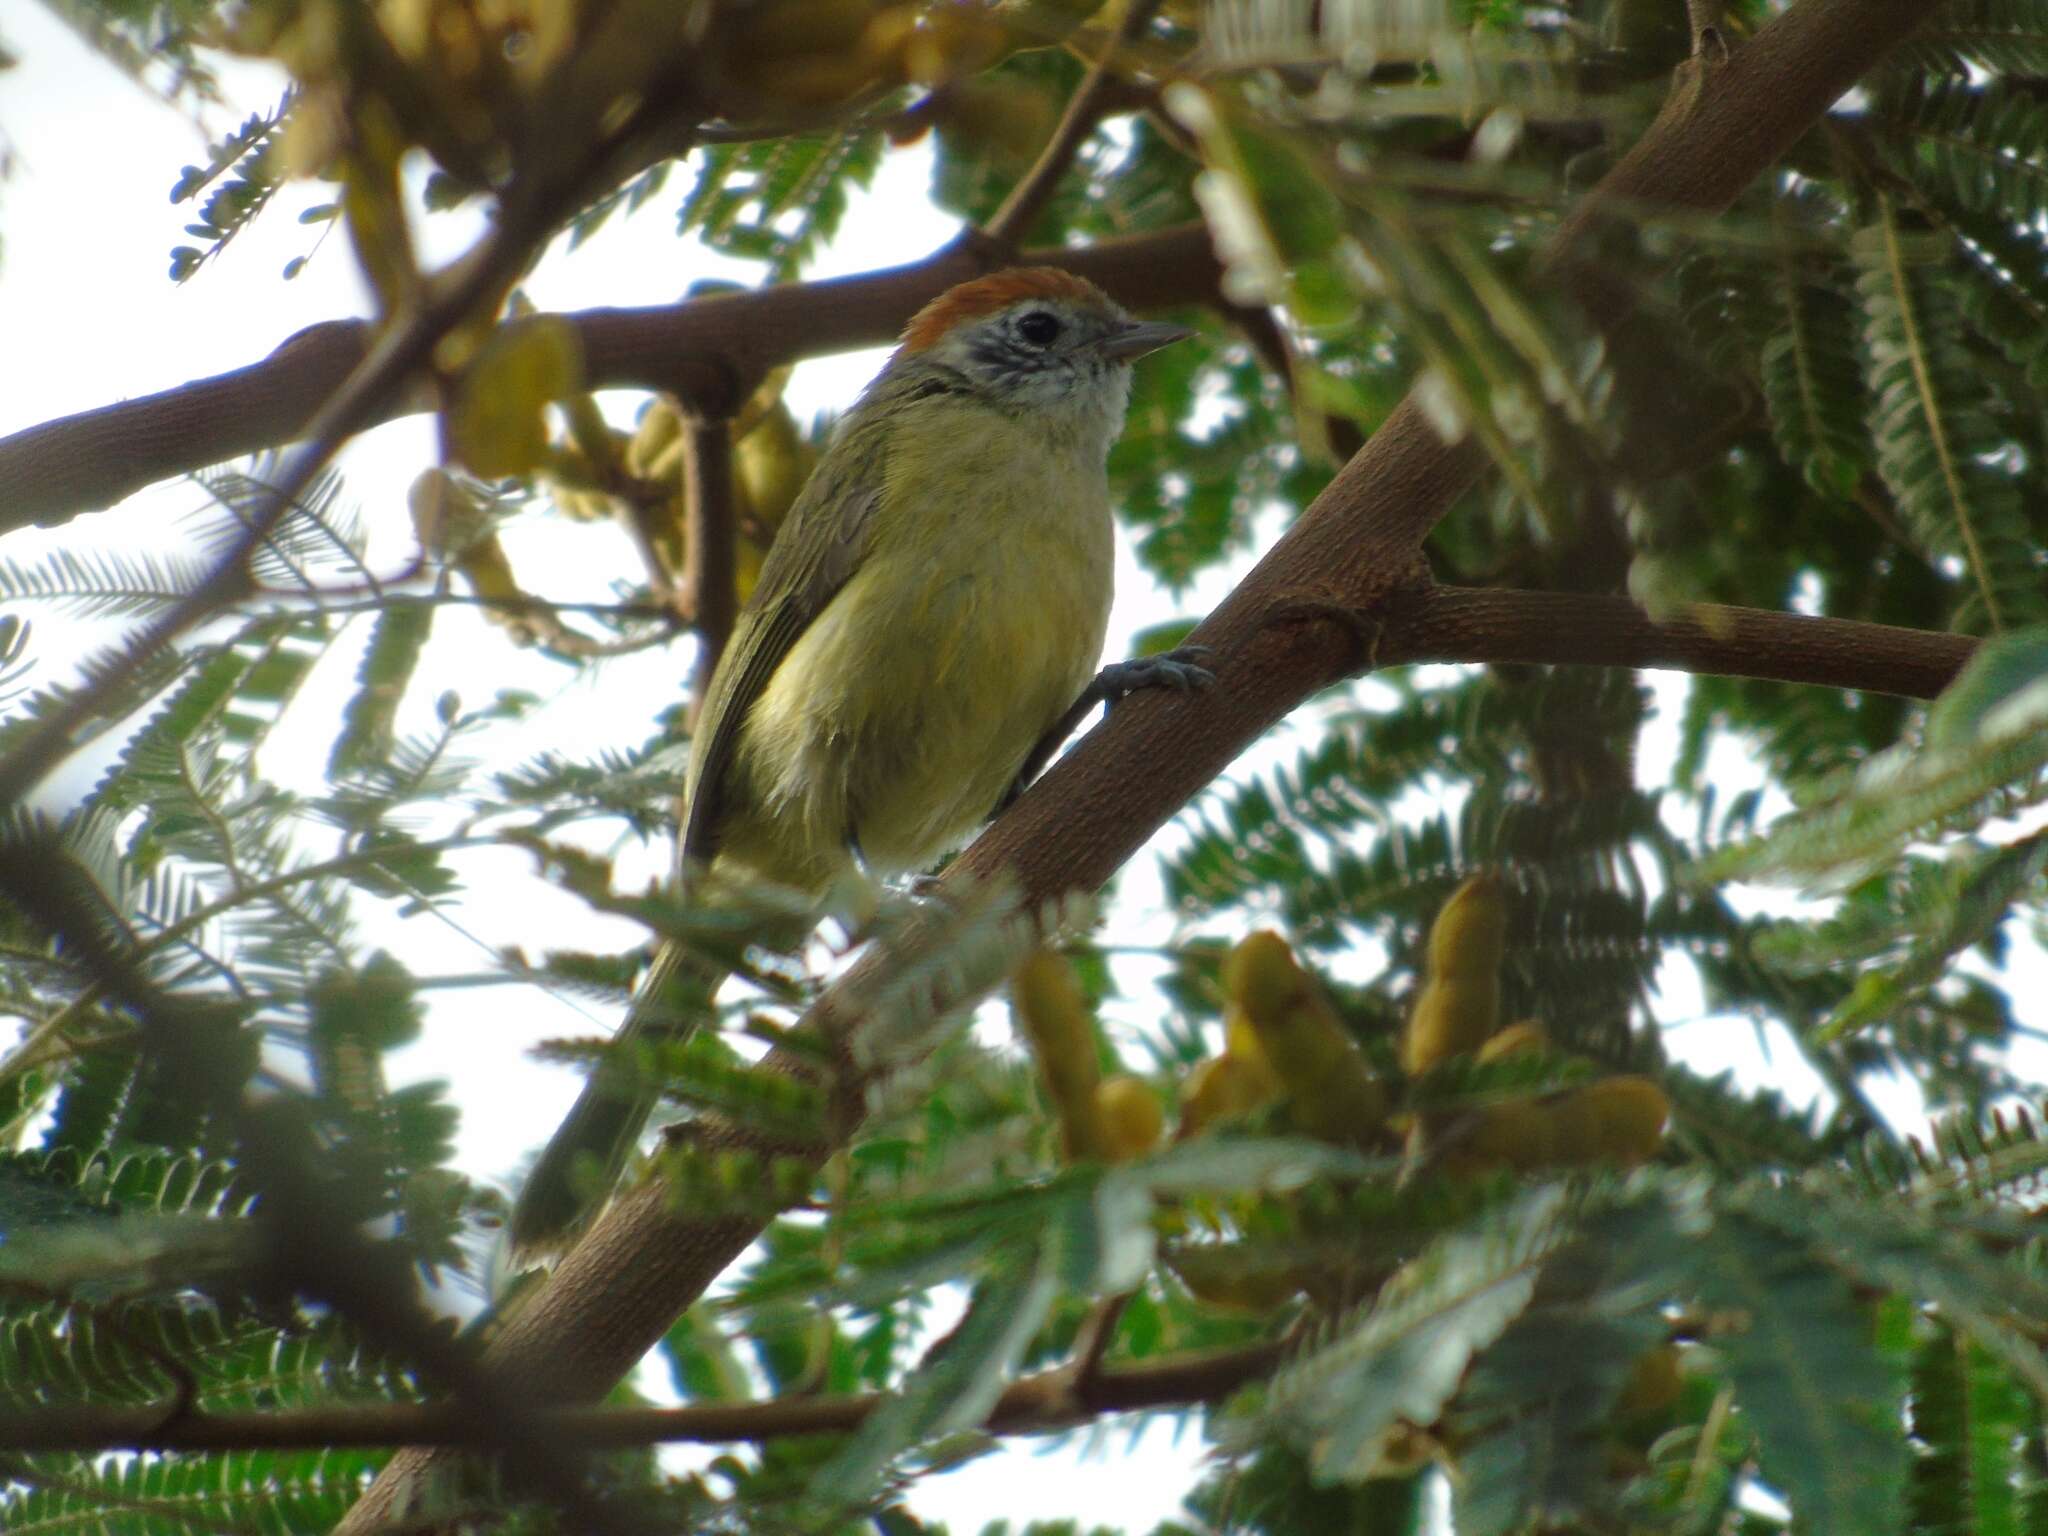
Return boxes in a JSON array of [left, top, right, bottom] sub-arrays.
[[678, 433, 885, 868]]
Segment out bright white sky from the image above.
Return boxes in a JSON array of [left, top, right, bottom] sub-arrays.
[[4, 7, 2042, 1532]]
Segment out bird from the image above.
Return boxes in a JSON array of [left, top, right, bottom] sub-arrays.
[[507, 266, 1205, 1261]]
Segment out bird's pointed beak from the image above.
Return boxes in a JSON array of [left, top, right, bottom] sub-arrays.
[[1096, 319, 1195, 362]]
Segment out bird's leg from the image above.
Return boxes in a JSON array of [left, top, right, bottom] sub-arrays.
[[994, 645, 1216, 816], [1089, 645, 1217, 707]]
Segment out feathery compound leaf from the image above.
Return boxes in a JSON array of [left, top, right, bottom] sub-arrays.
[[1890, 0, 2048, 78], [681, 126, 886, 280], [1659, 1063, 1843, 1173], [0, 545, 215, 619], [1679, 1193, 1908, 1536], [1878, 1101, 2048, 1204], [1759, 199, 1871, 497], [1872, 77, 2048, 392], [818, 1228, 1070, 1503], [1908, 1327, 2028, 1536], [1814, 832, 2048, 1041], [1734, 1180, 2048, 1401], [0, 1445, 383, 1533], [328, 603, 431, 779], [1703, 630, 2048, 885], [841, 876, 1049, 1073], [1877, 76, 2048, 218], [1451, 1191, 1684, 1536], [165, 95, 287, 281], [1243, 1185, 1568, 1483], [1853, 199, 2045, 635]]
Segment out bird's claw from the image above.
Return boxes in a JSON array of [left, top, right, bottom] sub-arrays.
[[1095, 645, 1217, 710]]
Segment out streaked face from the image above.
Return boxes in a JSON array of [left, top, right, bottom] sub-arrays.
[[894, 269, 1192, 445]]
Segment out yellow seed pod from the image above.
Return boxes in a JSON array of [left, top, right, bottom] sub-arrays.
[[1223, 931, 1387, 1146], [626, 399, 685, 479], [409, 467, 480, 558], [1477, 1020, 1549, 1062], [994, 0, 1105, 49], [1221, 931, 1301, 1019], [1617, 1342, 1684, 1417], [740, 52, 886, 109], [1402, 976, 1499, 1075], [1444, 1099, 1556, 1177], [1561, 1076, 1670, 1167], [551, 487, 618, 523], [733, 401, 815, 539], [1543, 1091, 1602, 1167], [1402, 875, 1509, 1075], [736, 0, 883, 60], [1176, 1051, 1277, 1140], [557, 394, 620, 478], [900, 6, 1008, 84], [932, 77, 1059, 168], [1011, 949, 1106, 1162], [1095, 1076, 1164, 1162], [377, 0, 436, 61], [1168, 1247, 1305, 1313], [1426, 873, 1509, 982], [447, 316, 582, 480], [1222, 1008, 1274, 1080]]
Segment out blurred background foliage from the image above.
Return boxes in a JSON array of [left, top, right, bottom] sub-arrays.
[[1, 0, 2047, 1532]]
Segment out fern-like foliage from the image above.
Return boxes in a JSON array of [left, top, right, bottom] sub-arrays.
[[1853, 199, 2045, 635], [8, 1, 2048, 1531], [167, 96, 291, 282], [680, 126, 889, 280]]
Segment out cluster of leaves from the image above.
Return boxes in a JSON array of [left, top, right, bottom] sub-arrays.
[[166, 97, 298, 283], [3, 0, 2048, 1533], [0, 1145, 420, 1533]]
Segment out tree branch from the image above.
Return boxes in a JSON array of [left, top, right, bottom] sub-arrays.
[[0, 1337, 1281, 1455], [341, 0, 1943, 1524], [0, 224, 1223, 534], [1382, 585, 1976, 700]]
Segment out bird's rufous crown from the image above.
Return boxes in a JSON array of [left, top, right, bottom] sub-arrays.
[[899, 268, 1117, 352]]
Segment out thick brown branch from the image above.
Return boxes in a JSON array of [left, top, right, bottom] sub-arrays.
[[342, 1, 1940, 1525], [0, 224, 1222, 533], [0, 1338, 1280, 1454], [1383, 586, 1977, 700]]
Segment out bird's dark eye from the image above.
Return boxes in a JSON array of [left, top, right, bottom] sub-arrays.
[[1016, 310, 1063, 346]]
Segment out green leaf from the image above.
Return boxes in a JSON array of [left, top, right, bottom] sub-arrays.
[[1451, 1192, 1683, 1536], [1927, 625, 2048, 751], [1244, 1186, 1567, 1482], [819, 1249, 1060, 1502], [329, 603, 432, 779], [1853, 198, 2046, 634], [1908, 1327, 2027, 1536], [1682, 1200, 1907, 1536]]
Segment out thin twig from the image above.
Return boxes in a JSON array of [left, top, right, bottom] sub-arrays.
[[1068, 1291, 1132, 1398], [983, 0, 1169, 248], [0, 1336, 1283, 1454]]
